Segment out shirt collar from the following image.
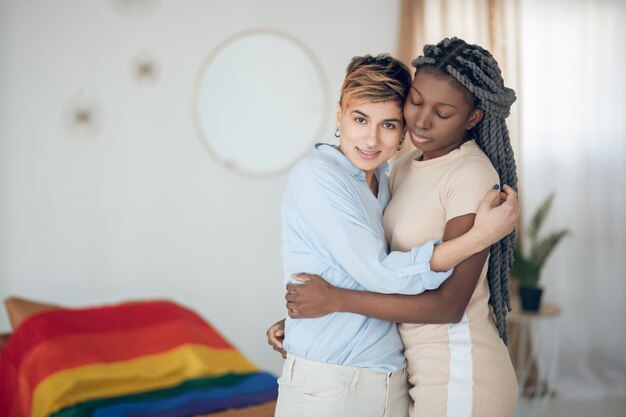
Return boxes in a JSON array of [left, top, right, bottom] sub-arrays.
[[314, 143, 389, 181]]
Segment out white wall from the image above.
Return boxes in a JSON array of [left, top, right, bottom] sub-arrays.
[[0, 0, 401, 375]]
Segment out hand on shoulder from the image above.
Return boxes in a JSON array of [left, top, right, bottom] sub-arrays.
[[473, 184, 520, 247]]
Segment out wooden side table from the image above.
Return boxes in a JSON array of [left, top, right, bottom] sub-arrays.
[[507, 298, 562, 417]]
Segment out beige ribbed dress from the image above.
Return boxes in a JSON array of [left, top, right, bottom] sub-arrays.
[[383, 141, 518, 417]]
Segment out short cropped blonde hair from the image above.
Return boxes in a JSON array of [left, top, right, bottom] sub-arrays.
[[339, 54, 412, 115]]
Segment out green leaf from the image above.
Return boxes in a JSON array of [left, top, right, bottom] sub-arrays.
[[510, 243, 541, 286], [511, 192, 570, 288], [530, 230, 570, 270], [528, 192, 555, 243]]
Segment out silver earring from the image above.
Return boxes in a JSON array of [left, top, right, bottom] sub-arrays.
[[334, 128, 340, 138], [396, 137, 405, 151]]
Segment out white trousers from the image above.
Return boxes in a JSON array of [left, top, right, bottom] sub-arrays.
[[275, 354, 410, 417]]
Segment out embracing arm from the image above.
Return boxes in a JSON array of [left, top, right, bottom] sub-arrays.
[[338, 213, 487, 323], [287, 212, 490, 323], [287, 160, 516, 294], [286, 184, 518, 322], [265, 319, 287, 358], [426, 184, 515, 271]]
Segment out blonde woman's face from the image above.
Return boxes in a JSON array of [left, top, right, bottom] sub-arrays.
[[336, 100, 404, 177]]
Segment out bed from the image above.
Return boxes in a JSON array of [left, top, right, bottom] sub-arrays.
[[0, 298, 277, 417]]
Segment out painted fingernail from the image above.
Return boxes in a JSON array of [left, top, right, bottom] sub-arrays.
[[493, 184, 500, 190]]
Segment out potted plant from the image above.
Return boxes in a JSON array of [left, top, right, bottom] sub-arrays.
[[510, 192, 570, 311]]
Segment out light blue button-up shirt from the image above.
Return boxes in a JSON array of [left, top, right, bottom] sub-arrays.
[[281, 144, 452, 372]]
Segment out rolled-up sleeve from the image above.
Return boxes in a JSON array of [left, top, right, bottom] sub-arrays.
[[284, 158, 452, 295]]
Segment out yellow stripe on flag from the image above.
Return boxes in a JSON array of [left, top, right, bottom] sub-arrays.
[[31, 344, 257, 417]]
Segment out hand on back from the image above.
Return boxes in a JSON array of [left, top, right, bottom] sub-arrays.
[[266, 319, 286, 359]]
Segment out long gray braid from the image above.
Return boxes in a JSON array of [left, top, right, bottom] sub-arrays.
[[412, 37, 518, 344]]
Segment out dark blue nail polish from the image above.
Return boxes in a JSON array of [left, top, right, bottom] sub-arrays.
[[493, 184, 500, 190]]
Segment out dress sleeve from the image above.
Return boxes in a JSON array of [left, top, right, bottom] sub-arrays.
[[443, 156, 500, 222], [284, 158, 452, 295]]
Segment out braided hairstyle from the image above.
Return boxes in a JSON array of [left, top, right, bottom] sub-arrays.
[[412, 37, 518, 344]]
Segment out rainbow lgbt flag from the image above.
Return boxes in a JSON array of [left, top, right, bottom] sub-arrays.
[[0, 300, 277, 417]]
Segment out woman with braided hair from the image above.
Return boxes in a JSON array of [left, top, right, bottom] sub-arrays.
[[275, 38, 519, 417]]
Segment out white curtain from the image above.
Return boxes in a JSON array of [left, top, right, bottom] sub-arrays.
[[518, 0, 626, 399]]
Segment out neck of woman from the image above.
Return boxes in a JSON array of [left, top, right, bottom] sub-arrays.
[[366, 172, 379, 196]]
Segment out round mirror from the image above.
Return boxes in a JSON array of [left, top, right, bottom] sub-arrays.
[[193, 29, 330, 177]]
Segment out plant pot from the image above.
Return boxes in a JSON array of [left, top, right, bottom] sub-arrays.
[[519, 287, 543, 312]]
